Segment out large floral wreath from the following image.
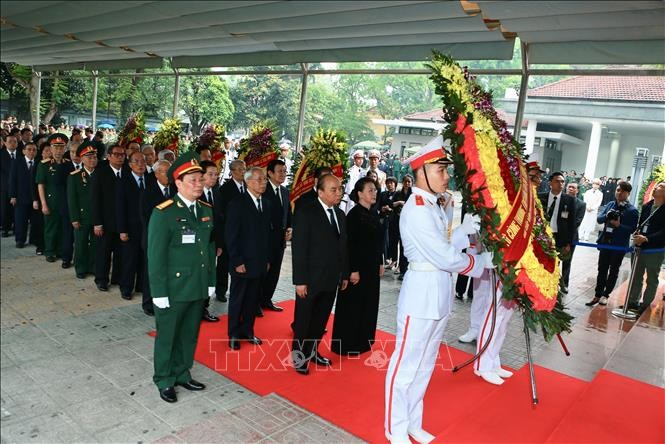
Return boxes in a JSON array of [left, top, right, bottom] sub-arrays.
[[428, 52, 572, 340], [638, 164, 665, 205], [117, 111, 146, 147], [153, 118, 183, 157], [198, 123, 227, 172], [237, 122, 280, 168]]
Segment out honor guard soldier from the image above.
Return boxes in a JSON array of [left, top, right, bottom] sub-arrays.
[[36, 133, 69, 262], [384, 136, 493, 444], [148, 153, 216, 403], [67, 141, 98, 279]]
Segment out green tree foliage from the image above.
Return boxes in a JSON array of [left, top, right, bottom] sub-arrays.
[[180, 75, 234, 135]]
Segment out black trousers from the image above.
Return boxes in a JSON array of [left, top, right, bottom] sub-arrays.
[[60, 212, 74, 263], [119, 236, 144, 294], [1, 190, 14, 234], [31, 211, 44, 252], [228, 275, 262, 339], [561, 245, 577, 288], [292, 289, 336, 363], [216, 248, 230, 296], [95, 230, 121, 286], [13, 203, 39, 244], [386, 219, 399, 262], [455, 273, 474, 298], [261, 247, 284, 306], [595, 249, 626, 297]]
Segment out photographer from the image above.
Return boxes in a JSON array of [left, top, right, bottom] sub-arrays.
[[586, 180, 638, 306]]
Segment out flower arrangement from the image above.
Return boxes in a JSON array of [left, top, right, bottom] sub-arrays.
[[198, 124, 227, 172], [427, 51, 572, 340], [153, 118, 183, 157], [117, 111, 146, 147], [237, 122, 279, 168], [290, 128, 349, 209], [638, 164, 665, 205]]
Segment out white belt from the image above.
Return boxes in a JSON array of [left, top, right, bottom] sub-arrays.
[[408, 262, 438, 272]]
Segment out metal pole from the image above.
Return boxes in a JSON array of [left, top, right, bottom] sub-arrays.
[[91, 71, 98, 129], [172, 68, 180, 118], [513, 41, 530, 141], [295, 63, 309, 152], [611, 247, 641, 320], [32, 71, 42, 125], [523, 316, 538, 405]]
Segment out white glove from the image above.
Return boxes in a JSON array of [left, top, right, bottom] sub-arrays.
[[451, 228, 470, 250], [480, 251, 496, 269], [208, 287, 215, 297], [459, 213, 481, 235], [153, 297, 170, 309]]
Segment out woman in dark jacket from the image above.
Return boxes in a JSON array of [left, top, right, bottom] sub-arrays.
[[331, 177, 384, 355]]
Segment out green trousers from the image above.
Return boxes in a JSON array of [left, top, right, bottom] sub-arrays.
[[153, 299, 205, 390], [43, 211, 62, 257], [74, 224, 96, 275], [627, 251, 665, 311]]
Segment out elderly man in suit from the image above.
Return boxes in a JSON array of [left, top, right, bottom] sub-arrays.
[[259, 159, 292, 315], [291, 174, 349, 375], [538, 171, 577, 294], [9, 141, 38, 248], [1, 134, 19, 237], [225, 166, 273, 350]]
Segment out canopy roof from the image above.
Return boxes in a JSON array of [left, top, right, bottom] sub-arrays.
[[1, 1, 663, 71]]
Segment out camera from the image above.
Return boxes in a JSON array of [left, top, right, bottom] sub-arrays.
[[606, 209, 621, 222]]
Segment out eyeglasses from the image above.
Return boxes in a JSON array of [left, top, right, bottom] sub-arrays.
[[247, 178, 267, 182], [110, 152, 126, 157]]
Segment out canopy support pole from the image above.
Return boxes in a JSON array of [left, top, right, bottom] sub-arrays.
[[31, 70, 42, 126], [91, 71, 99, 129], [295, 63, 309, 152], [513, 41, 530, 141], [172, 67, 180, 118]]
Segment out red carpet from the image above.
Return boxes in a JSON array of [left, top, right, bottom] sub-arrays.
[[150, 300, 664, 443]]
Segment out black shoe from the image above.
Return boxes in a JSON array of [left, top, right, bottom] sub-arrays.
[[216, 294, 227, 302], [246, 336, 262, 345], [202, 310, 219, 322], [143, 308, 154, 316], [61, 261, 71, 269], [313, 353, 332, 366], [159, 387, 177, 403], [585, 297, 601, 307], [295, 363, 309, 375], [15, 242, 25, 249], [256, 307, 264, 318], [229, 337, 240, 350], [177, 379, 206, 391], [36, 249, 43, 255], [560, 286, 569, 294], [2, 232, 10, 238], [455, 293, 464, 300], [96, 283, 109, 292], [121, 291, 132, 300], [264, 302, 284, 312], [46, 256, 56, 263], [398, 274, 404, 281], [76, 273, 86, 279]]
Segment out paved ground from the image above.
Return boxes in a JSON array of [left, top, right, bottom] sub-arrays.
[[1, 204, 663, 443]]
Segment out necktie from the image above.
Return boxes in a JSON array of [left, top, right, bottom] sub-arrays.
[[239, 184, 244, 194], [189, 204, 196, 217], [208, 190, 213, 204], [547, 196, 557, 221], [327, 208, 339, 236], [116, 171, 120, 179], [163, 187, 169, 199], [257, 198, 263, 212], [28, 160, 33, 171], [139, 177, 144, 190], [276, 186, 283, 207], [10, 152, 15, 160]]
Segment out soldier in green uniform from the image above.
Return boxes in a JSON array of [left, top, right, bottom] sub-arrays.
[[148, 153, 216, 403], [36, 133, 69, 262], [68, 141, 98, 279]]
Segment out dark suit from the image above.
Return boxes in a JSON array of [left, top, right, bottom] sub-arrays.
[[116, 173, 147, 296], [538, 192, 576, 251], [55, 161, 81, 263], [217, 179, 245, 297], [139, 180, 174, 310], [261, 181, 291, 307], [8, 155, 38, 244], [1, 148, 18, 234], [291, 199, 349, 364], [561, 197, 586, 289], [91, 162, 125, 287], [200, 185, 222, 310], [224, 192, 272, 339]]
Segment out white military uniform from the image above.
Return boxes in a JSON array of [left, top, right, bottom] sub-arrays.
[[343, 163, 367, 213], [580, 187, 603, 241], [384, 185, 486, 441]]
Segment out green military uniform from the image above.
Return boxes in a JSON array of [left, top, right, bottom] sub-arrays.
[[67, 142, 97, 277], [148, 155, 216, 391], [36, 161, 67, 259]]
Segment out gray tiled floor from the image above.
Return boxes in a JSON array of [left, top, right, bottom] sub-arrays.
[[2, 202, 663, 442]]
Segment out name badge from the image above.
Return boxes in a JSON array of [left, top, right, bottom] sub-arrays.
[[561, 211, 569, 219], [606, 227, 614, 233], [642, 225, 648, 233], [182, 228, 196, 244]]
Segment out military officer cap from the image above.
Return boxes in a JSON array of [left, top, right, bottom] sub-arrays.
[[77, 140, 97, 157], [367, 149, 381, 159], [525, 160, 546, 174], [47, 133, 69, 146], [168, 152, 202, 182], [406, 135, 453, 170], [352, 149, 365, 159]]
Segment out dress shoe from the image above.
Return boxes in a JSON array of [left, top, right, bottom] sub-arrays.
[[177, 379, 206, 391], [560, 285, 569, 294], [215, 292, 227, 302], [495, 367, 514, 378], [313, 353, 331, 366], [408, 428, 436, 444], [96, 283, 109, 292], [61, 261, 71, 269], [229, 337, 240, 350], [398, 274, 404, 281], [46, 256, 56, 263], [159, 386, 177, 403], [455, 292, 464, 300], [294, 363, 309, 375], [585, 297, 600, 306], [474, 369, 504, 385], [256, 307, 264, 317], [458, 331, 477, 343], [15, 242, 25, 249], [121, 291, 132, 300], [143, 308, 155, 316], [264, 302, 283, 312], [246, 336, 262, 345], [202, 310, 219, 322], [36, 249, 43, 255], [76, 273, 86, 279], [599, 296, 609, 305]]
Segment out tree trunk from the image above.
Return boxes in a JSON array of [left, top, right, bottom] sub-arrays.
[[28, 72, 40, 125], [42, 102, 58, 124]]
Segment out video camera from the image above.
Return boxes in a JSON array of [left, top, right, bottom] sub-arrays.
[[606, 208, 621, 222]]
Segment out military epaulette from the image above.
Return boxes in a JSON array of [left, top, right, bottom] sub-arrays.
[[41, 159, 50, 164], [70, 168, 82, 175], [156, 199, 174, 210], [415, 195, 425, 206], [198, 199, 212, 208]]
